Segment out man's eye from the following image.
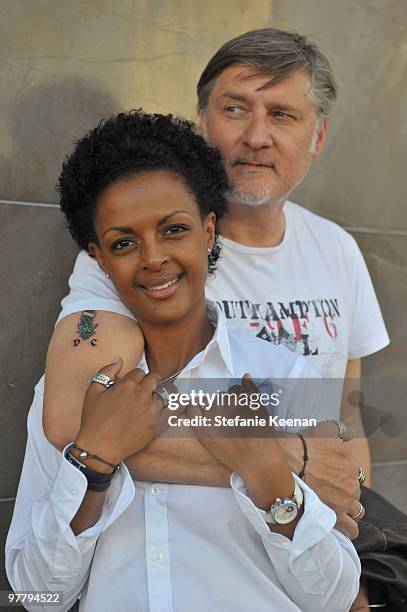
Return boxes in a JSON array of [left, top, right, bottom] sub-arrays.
[[225, 106, 244, 114], [164, 224, 189, 235], [272, 111, 293, 120], [111, 238, 136, 250]]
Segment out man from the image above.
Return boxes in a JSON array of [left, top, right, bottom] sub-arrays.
[[43, 28, 388, 605]]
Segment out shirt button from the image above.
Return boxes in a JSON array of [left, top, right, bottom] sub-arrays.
[[151, 486, 160, 496], [153, 551, 164, 562]]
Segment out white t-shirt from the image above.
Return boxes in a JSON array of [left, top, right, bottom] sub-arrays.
[[59, 201, 389, 378]]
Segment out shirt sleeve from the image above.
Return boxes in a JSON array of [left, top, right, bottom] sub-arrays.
[[346, 235, 390, 359], [5, 377, 135, 612], [230, 472, 361, 612], [57, 251, 135, 323]]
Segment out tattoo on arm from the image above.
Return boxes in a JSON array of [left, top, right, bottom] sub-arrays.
[[73, 310, 98, 347]]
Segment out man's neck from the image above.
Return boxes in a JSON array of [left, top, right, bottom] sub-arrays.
[[219, 199, 286, 247]]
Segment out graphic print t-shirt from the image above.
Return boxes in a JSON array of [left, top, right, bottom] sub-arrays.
[[58, 202, 389, 378]]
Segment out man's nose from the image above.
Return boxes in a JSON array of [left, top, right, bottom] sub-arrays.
[[242, 114, 273, 150], [141, 240, 168, 271]]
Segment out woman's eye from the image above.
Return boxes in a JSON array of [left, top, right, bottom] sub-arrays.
[[111, 238, 136, 250], [164, 224, 189, 235]]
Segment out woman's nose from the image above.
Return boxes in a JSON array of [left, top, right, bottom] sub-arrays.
[[141, 241, 169, 272]]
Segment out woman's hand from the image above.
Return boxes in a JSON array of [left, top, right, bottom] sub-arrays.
[[74, 358, 171, 468]]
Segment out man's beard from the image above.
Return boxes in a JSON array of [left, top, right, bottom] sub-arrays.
[[228, 184, 275, 207]]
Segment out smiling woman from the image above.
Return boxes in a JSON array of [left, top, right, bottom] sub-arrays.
[[6, 110, 360, 612], [58, 111, 228, 378]]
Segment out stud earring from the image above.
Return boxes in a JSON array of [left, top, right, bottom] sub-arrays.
[[105, 273, 110, 279], [207, 247, 211, 254]]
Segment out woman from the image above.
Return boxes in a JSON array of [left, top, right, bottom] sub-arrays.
[[6, 111, 360, 611]]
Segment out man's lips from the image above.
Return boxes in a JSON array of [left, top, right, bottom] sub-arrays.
[[233, 159, 276, 170]]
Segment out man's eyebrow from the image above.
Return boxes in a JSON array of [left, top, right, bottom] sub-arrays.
[[269, 103, 299, 113], [102, 211, 191, 237], [219, 92, 299, 114], [220, 91, 248, 103]]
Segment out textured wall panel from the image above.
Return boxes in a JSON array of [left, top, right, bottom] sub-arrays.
[[0, 204, 77, 497], [0, 0, 272, 203], [272, 0, 407, 232]]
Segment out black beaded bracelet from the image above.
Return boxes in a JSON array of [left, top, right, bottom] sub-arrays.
[[65, 451, 115, 492], [297, 434, 308, 480], [71, 444, 120, 471]]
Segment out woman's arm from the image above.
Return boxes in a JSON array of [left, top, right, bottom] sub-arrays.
[[43, 310, 144, 448], [43, 309, 231, 484], [6, 382, 134, 612]]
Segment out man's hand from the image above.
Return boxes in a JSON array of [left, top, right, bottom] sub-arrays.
[[281, 424, 362, 539]]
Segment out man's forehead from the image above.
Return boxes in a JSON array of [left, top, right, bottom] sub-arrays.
[[209, 63, 312, 102]]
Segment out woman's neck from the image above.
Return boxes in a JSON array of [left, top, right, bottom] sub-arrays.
[[139, 302, 214, 380]]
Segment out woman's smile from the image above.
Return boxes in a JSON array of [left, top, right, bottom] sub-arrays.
[[138, 273, 184, 300]]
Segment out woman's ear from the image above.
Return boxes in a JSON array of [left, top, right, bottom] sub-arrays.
[[204, 212, 216, 250], [88, 242, 108, 276]]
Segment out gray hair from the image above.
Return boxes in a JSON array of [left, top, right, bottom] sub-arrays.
[[197, 28, 337, 119]]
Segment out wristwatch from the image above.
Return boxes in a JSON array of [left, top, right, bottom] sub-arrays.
[[259, 481, 304, 524]]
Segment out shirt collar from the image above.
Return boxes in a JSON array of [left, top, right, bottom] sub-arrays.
[[138, 300, 234, 377]]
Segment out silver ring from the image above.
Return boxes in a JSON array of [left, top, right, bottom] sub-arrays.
[[350, 502, 365, 521], [154, 386, 170, 410], [326, 419, 347, 440], [91, 372, 115, 389], [358, 466, 366, 486]]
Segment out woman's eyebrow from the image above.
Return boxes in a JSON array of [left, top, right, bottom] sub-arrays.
[[102, 225, 134, 237], [102, 211, 192, 237], [156, 210, 192, 226]]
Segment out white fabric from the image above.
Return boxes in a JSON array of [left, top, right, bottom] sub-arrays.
[[6, 305, 360, 612], [58, 202, 389, 378]]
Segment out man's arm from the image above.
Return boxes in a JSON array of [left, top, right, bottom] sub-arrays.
[[341, 358, 371, 485]]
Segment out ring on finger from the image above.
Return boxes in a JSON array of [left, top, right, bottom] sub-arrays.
[[350, 502, 365, 521], [154, 386, 170, 410], [91, 372, 115, 389], [326, 419, 347, 440], [358, 466, 366, 486]]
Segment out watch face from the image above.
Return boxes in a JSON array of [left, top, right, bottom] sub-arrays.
[[274, 500, 298, 524]]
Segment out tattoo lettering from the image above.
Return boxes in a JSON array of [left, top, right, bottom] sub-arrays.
[[73, 310, 98, 347]]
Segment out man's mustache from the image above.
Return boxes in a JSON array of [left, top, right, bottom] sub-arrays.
[[231, 155, 276, 168]]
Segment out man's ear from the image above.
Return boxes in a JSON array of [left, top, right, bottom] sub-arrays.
[[88, 242, 108, 275], [312, 119, 328, 158], [197, 112, 205, 137], [204, 212, 216, 249]]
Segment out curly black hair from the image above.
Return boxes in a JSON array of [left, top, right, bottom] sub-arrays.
[[57, 110, 229, 273]]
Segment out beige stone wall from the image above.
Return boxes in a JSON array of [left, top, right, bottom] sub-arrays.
[[1, 0, 272, 203]]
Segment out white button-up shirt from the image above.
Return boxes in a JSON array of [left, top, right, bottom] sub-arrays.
[[6, 304, 360, 612]]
